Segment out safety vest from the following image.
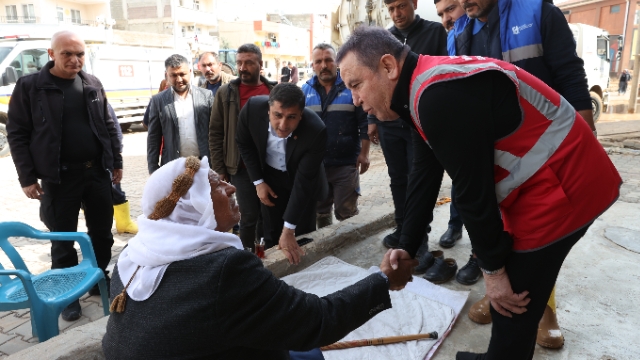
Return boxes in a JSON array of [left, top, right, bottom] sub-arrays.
[[409, 55, 621, 251]]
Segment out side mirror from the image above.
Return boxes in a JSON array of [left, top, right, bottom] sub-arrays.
[[2, 66, 18, 85]]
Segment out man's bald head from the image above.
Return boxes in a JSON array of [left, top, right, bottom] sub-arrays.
[[48, 31, 86, 79], [51, 31, 84, 50]]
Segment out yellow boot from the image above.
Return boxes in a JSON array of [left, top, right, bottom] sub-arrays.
[[114, 201, 138, 234], [537, 287, 564, 349]]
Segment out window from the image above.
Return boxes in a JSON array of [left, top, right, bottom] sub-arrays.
[[22, 4, 35, 23], [9, 48, 48, 79], [70, 9, 81, 24], [611, 5, 620, 14], [562, 10, 571, 15], [193, 0, 200, 10], [5, 5, 17, 22], [195, 27, 201, 34], [57, 7, 63, 22]]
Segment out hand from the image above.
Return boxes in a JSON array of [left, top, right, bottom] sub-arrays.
[[256, 182, 277, 207], [381, 249, 419, 290], [22, 183, 44, 200], [220, 173, 230, 183], [112, 169, 123, 184], [356, 153, 370, 174], [279, 228, 304, 265], [368, 124, 379, 145], [483, 268, 530, 318]]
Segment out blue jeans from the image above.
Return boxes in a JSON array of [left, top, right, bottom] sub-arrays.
[[448, 184, 463, 230], [377, 122, 413, 228]]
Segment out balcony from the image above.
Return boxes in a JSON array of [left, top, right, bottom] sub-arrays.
[[0, 16, 99, 27]]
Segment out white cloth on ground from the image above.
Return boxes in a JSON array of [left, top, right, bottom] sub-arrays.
[[116, 156, 243, 301], [282, 256, 469, 360]]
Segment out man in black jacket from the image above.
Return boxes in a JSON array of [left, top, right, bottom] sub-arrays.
[[236, 83, 328, 265], [367, 0, 447, 269], [147, 54, 214, 174], [7, 31, 122, 321]]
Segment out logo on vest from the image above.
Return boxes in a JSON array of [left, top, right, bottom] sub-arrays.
[[512, 23, 533, 35]]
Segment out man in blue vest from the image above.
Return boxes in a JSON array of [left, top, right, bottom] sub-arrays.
[[446, 0, 595, 349], [302, 43, 370, 228]]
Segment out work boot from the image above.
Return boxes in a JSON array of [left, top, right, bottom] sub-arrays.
[[414, 250, 444, 274], [456, 255, 482, 285], [468, 295, 492, 324], [316, 213, 333, 229], [537, 305, 564, 349], [61, 299, 82, 322], [114, 201, 138, 234], [439, 227, 462, 248], [423, 258, 457, 284], [382, 227, 401, 248]]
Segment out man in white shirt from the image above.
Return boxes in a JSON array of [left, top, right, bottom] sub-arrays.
[[147, 54, 214, 173], [236, 83, 328, 265]]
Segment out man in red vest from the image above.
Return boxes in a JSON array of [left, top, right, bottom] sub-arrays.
[[337, 26, 621, 360]]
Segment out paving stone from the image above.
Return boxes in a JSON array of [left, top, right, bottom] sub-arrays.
[[0, 337, 33, 355], [8, 319, 35, 341], [0, 333, 17, 346], [81, 303, 108, 322], [62, 316, 91, 332], [0, 315, 29, 333]]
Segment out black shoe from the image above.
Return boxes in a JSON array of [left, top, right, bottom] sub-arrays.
[[423, 258, 458, 284], [382, 228, 401, 248], [439, 227, 462, 248], [456, 255, 482, 285], [89, 275, 111, 297], [415, 233, 429, 258], [414, 250, 444, 274], [61, 299, 82, 322]]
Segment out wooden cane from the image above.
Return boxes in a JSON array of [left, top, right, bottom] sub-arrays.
[[320, 332, 439, 351]]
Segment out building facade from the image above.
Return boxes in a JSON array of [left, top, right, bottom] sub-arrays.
[[559, 0, 638, 73], [218, 19, 310, 82]]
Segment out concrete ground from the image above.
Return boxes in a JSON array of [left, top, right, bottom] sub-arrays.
[[1, 120, 639, 358]]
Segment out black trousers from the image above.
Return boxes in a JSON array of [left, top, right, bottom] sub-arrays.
[[377, 123, 413, 228], [460, 224, 591, 360], [261, 165, 316, 249], [40, 166, 114, 272], [111, 183, 126, 206]]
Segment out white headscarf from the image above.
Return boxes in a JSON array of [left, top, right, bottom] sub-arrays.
[[116, 156, 243, 301]]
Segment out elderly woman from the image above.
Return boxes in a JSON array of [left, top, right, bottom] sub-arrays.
[[102, 156, 415, 359]]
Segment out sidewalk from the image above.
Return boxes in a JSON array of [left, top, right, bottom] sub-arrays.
[[1, 123, 639, 357]]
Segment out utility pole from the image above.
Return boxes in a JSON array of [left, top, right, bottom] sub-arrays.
[[628, 27, 640, 113]]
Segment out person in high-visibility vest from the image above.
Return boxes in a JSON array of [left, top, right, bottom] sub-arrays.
[[336, 26, 621, 360]]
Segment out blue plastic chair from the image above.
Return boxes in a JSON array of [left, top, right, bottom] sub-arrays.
[[0, 222, 110, 342]]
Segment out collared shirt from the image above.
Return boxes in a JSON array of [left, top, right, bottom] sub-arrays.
[[173, 88, 199, 158], [253, 122, 296, 230], [265, 122, 290, 171]]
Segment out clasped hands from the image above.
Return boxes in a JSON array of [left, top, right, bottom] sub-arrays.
[[380, 249, 419, 291]]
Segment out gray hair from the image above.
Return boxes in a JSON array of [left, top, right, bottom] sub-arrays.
[[336, 26, 409, 72], [199, 52, 219, 61], [237, 43, 262, 63], [313, 43, 336, 53], [165, 54, 189, 69]]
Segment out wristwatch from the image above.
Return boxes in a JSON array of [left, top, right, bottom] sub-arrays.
[[480, 266, 504, 275]]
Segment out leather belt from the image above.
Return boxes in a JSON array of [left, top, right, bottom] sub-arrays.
[[61, 159, 97, 171]]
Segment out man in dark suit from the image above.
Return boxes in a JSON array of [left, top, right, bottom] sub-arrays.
[[236, 83, 327, 265], [147, 54, 214, 174]]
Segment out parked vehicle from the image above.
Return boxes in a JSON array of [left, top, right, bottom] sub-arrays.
[[569, 23, 610, 122], [0, 38, 183, 157]]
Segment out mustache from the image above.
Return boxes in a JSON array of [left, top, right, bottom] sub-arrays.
[[463, 2, 477, 9]]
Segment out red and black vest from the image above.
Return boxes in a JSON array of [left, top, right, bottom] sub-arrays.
[[409, 55, 621, 251]]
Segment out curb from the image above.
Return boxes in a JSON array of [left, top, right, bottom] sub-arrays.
[[7, 204, 396, 360]]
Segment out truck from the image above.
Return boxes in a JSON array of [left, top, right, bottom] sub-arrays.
[[0, 37, 185, 157], [332, 1, 609, 122], [569, 23, 610, 122]]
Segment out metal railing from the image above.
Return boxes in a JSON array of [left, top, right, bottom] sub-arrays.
[[0, 16, 99, 26]]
